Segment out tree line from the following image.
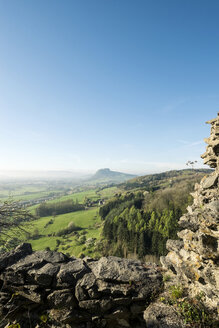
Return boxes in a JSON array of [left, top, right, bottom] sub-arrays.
[[36, 199, 85, 217]]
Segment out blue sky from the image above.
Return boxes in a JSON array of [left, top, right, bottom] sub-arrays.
[[0, 0, 218, 174]]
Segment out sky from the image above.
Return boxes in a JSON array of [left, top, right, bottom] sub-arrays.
[[0, 0, 218, 175]]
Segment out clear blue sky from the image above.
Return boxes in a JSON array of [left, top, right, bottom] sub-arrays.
[[0, 0, 218, 174]]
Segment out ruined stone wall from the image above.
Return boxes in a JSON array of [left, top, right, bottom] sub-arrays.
[[161, 113, 219, 311], [0, 243, 163, 328]]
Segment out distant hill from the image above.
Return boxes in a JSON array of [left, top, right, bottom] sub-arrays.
[[119, 168, 212, 191], [88, 168, 136, 184]]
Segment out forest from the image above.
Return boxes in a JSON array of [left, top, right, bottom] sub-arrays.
[[100, 169, 210, 258]]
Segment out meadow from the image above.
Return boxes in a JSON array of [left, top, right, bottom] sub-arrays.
[[26, 208, 102, 257], [21, 185, 118, 257]]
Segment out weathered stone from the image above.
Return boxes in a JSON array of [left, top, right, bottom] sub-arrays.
[[202, 174, 218, 189], [15, 285, 43, 303], [0, 243, 32, 271], [47, 289, 75, 307], [0, 244, 165, 327], [28, 263, 60, 286], [57, 259, 89, 285], [206, 200, 219, 213], [8, 250, 67, 273], [79, 298, 112, 313], [89, 256, 160, 283], [75, 272, 97, 301], [198, 233, 218, 259], [144, 302, 184, 328], [1, 268, 26, 285], [166, 240, 183, 252]]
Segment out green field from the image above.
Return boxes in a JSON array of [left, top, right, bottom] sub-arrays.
[[19, 186, 118, 257], [0, 183, 64, 202], [0, 181, 119, 257], [26, 207, 102, 257], [43, 186, 118, 205]]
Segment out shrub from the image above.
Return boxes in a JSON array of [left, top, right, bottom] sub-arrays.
[[56, 222, 80, 236]]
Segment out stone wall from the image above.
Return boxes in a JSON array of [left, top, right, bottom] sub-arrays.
[[161, 113, 219, 311], [0, 243, 163, 328]]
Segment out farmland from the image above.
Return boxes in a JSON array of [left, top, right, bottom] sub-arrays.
[[8, 185, 119, 257], [26, 208, 102, 258]]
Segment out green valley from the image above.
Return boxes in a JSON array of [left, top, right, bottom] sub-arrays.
[[0, 168, 212, 260]]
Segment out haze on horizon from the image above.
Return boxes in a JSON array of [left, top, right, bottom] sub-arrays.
[[0, 1, 218, 176]]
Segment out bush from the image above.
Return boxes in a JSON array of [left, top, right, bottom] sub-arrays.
[[78, 235, 86, 244], [56, 222, 80, 236]]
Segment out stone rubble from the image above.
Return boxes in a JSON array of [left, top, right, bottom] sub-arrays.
[[161, 112, 219, 312], [0, 243, 163, 328]]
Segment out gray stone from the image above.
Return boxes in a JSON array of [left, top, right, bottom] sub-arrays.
[[57, 259, 89, 285], [166, 240, 183, 252], [79, 298, 112, 313], [9, 250, 67, 272], [16, 285, 43, 303], [0, 243, 32, 271], [75, 272, 97, 301], [144, 302, 184, 328], [202, 174, 218, 189], [28, 263, 60, 286], [206, 200, 219, 213], [89, 256, 158, 282], [47, 289, 75, 307]]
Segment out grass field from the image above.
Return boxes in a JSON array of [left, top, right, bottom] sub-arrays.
[[22, 186, 118, 257], [43, 186, 118, 205], [45, 189, 99, 204], [0, 183, 65, 202], [1, 183, 118, 257], [26, 207, 102, 257]]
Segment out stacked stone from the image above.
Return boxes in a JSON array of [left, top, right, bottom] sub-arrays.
[[161, 113, 219, 311], [0, 243, 163, 328]]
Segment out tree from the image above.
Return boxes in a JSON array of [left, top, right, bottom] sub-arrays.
[[0, 200, 34, 250], [186, 160, 197, 169]]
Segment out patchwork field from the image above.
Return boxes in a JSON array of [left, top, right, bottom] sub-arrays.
[[10, 185, 119, 257], [26, 207, 102, 257]]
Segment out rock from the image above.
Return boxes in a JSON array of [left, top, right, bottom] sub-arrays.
[[79, 298, 112, 313], [202, 174, 218, 189], [206, 200, 219, 213], [89, 256, 159, 283], [144, 302, 184, 328], [75, 272, 97, 301], [0, 243, 32, 271], [166, 240, 183, 252], [8, 250, 67, 272], [0, 245, 164, 327], [57, 259, 89, 285], [198, 233, 218, 259], [28, 263, 60, 286], [15, 285, 43, 303], [47, 289, 76, 307]]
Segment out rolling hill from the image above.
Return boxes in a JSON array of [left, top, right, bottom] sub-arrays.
[[87, 168, 136, 184]]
